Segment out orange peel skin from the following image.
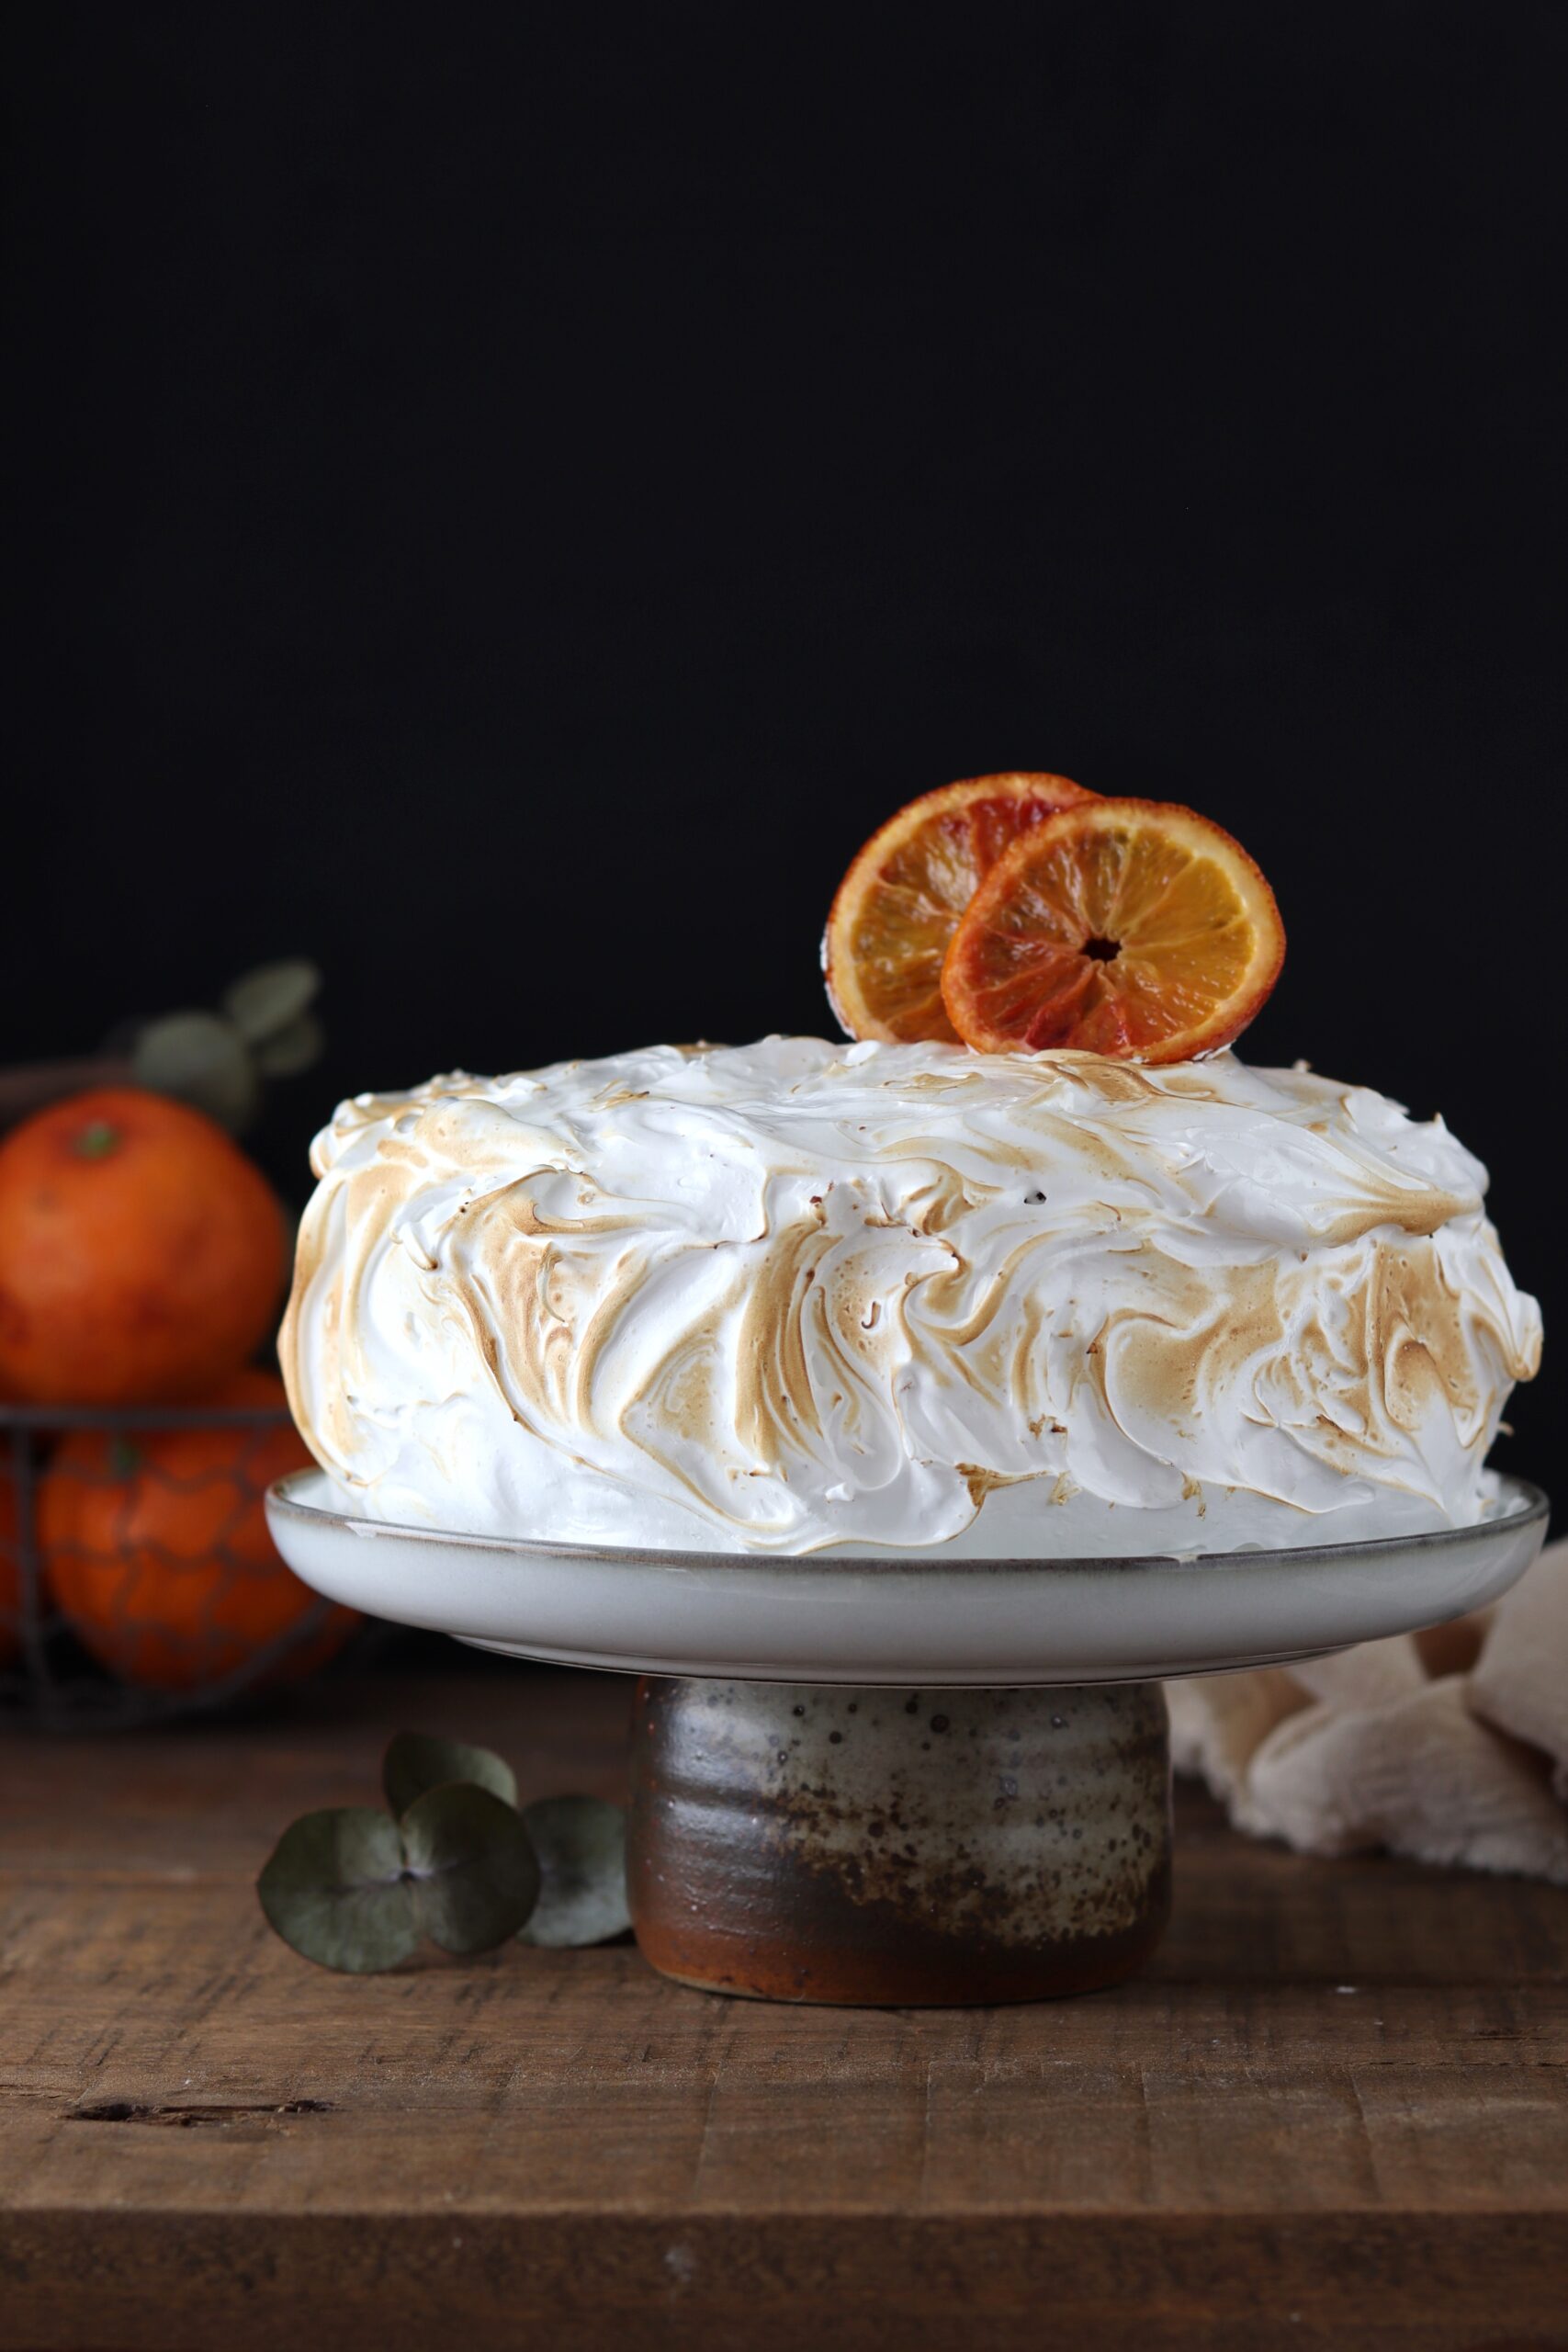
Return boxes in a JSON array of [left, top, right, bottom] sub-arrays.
[[823, 773, 1096, 1045], [939, 797, 1285, 1064]]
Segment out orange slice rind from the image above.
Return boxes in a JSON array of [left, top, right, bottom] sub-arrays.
[[939, 797, 1284, 1062], [823, 773, 1096, 1044]]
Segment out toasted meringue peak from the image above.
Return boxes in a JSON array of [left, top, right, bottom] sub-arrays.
[[281, 1039, 1540, 1556]]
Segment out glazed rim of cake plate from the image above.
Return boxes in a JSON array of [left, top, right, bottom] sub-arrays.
[[266, 1467, 1549, 1687]]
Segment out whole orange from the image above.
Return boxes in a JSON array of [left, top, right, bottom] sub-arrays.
[[39, 1371, 357, 1691], [0, 1089, 288, 1405]]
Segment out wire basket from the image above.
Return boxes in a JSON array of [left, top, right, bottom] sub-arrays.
[[1, 1401, 361, 1731]]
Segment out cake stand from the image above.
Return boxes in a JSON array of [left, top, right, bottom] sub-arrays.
[[266, 1470, 1548, 2007]]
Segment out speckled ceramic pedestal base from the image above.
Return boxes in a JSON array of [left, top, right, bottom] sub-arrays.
[[628, 1678, 1173, 2006]]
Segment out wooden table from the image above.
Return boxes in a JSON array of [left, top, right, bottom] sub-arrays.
[[3, 1662, 1566, 2351]]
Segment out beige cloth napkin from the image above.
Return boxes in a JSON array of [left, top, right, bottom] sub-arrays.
[[1168, 1536, 1568, 1883]]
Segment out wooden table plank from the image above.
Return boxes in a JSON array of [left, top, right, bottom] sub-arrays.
[[3, 1663, 1567, 2350]]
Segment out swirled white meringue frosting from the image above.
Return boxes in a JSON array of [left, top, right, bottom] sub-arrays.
[[281, 1039, 1540, 1558]]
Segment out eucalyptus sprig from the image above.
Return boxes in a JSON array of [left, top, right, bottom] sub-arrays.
[[257, 1730, 631, 1973], [133, 958, 325, 1134]]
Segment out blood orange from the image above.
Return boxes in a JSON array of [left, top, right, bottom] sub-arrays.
[[823, 773, 1096, 1044], [941, 798, 1284, 1062]]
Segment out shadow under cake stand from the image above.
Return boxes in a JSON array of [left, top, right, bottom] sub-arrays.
[[267, 1471, 1548, 2007]]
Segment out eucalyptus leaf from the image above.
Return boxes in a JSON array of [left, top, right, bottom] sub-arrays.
[[254, 1008, 325, 1078], [133, 1010, 261, 1134], [223, 958, 322, 1044], [519, 1795, 631, 1948], [257, 1807, 418, 1973], [383, 1730, 518, 1817], [400, 1782, 541, 1954]]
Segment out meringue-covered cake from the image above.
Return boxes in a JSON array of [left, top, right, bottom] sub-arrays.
[[280, 1037, 1540, 1558]]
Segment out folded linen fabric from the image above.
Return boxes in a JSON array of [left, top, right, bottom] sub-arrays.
[[1168, 1537, 1568, 1883]]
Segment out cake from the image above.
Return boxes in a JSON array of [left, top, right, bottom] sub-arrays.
[[279, 1036, 1540, 1557]]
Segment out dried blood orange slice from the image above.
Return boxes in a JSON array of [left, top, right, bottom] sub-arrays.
[[823, 773, 1096, 1043], [940, 798, 1284, 1062]]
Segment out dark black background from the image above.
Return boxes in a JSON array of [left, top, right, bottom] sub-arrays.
[[4, 4, 1562, 1479]]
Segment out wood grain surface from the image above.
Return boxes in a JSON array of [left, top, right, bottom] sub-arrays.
[[2, 1663, 1566, 2351]]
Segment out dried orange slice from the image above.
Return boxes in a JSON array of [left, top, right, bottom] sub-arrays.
[[941, 798, 1284, 1061], [823, 773, 1096, 1043]]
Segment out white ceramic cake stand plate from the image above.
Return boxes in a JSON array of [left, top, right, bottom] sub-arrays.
[[265, 1468, 1548, 1689]]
